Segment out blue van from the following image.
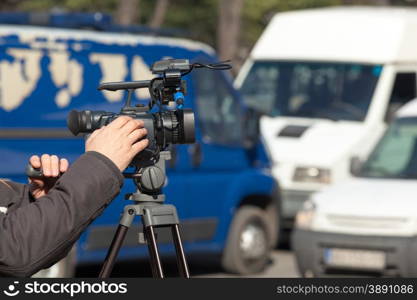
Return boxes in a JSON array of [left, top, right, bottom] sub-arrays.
[[0, 17, 279, 276]]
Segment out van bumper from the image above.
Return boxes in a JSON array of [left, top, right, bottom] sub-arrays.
[[292, 229, 417, 277]]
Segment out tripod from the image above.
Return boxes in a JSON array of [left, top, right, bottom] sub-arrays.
[[98, 151, 190, 278]]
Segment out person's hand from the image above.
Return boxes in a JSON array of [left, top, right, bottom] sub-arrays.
[[29, 154, 69, 199], [85, 116, 149, 171]]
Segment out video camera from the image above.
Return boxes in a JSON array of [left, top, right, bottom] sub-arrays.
[[66, 58, 231, 277], [66, 58, 230, 163]]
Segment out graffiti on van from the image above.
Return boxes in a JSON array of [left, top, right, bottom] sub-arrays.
[[2, 39, 195, 128], [0, 48, 42, 111], [0, 42, 156, 114]]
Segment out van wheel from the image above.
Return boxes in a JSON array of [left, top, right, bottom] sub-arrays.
[[32, 246, 76, 278], [222, 205, 271, 275]]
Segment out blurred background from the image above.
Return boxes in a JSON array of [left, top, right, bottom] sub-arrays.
[[2, 0, 417, 72], [2, 0, 417, 278]]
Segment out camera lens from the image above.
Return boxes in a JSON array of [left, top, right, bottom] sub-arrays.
[[178, 109, 195, 144], [159, 109, 195, 145]]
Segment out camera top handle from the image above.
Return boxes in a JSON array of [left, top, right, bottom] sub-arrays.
[[96, 59, 232, 110], [98, 80, 150, 91], [97, 59, 232, 92]]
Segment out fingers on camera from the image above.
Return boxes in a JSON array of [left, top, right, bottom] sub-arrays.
[[128, 128, 147, 142], [60, 158, 69, 173], [108, 115, 133, 129], [29, 155, 41, 169], [132, 139, 149, 153], [50, 155, 59, 177], [41, 154, 52, 176], [121, 119, 145, 135], [38, 154, 66, 177]]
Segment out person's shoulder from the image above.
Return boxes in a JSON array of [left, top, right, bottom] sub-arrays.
[[0, 179, 25, 191], [0, 180, 25, 207], [0, 179, 14, 192], [0, 180, 15, 213]]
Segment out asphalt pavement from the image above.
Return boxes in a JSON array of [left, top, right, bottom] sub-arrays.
[[196, 250, 300, 278], [76, 250, 300, 278]]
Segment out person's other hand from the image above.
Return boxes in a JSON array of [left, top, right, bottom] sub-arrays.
[[29, 154, 69, 199], [85, 116, 149, 171]]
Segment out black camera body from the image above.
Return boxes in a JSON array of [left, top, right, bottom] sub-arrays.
[[67, 59, 197, 163]]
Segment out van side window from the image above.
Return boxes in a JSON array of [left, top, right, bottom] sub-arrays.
[[193, 69, 243, 145], [386, 73, 416, 121]]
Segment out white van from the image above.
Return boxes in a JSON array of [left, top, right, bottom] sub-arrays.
[[235, 7, 417, 227], [292, 99, 417, 277]]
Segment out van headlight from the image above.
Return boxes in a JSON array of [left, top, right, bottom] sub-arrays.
[[293, 167, 331, 184], [295, 200, 316, 230]]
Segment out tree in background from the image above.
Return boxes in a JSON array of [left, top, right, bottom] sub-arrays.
[[217, 0, 244, 67], [10, 0, 417, 73], [148, 0, 170, 29], [116, 0, 140, 25], [0, 0, 22, 11]]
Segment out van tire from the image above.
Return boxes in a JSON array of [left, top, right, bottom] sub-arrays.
[[32, 246, 76, 278], [222, 205, 271, 275]]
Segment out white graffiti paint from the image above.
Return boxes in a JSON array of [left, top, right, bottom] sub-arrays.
[[0, 48, 42, 111], [90, 53, 128, 102], [48, 51, 83, 107], [131, 55, 153, 99]]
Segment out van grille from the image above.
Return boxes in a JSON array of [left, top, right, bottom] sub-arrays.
[[326, 215, 408, 230]]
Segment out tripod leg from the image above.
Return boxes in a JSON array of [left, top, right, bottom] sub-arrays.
[[99, 225, 129, 278], [144, 225, 164, 278], [171, 224, 190, 278]]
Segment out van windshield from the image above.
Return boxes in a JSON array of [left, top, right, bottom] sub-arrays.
[[360, 117, 417, 179], [240, 61, 382, 121]]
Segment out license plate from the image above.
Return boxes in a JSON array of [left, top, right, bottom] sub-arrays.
[[324, 248, 386, 270]]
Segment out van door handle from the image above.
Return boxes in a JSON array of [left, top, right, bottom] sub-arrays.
[[189, 143, 202, 168]]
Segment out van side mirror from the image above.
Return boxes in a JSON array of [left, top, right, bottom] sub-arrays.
[[350, 156, 363, 176], [243, 107, 261, 148]]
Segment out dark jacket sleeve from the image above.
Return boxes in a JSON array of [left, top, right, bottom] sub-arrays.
[[0, 180, 34, 210], [0, 151, 123, 277]]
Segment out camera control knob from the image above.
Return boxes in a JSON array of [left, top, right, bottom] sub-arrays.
[[140, 166, 165, 191]]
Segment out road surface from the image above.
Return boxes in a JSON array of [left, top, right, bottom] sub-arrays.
[[76, 250, 300, 278]]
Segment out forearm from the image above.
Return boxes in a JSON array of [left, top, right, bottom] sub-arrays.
[[0, 151, 123, 277]]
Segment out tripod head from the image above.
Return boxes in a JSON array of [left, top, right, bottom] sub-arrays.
[[124, 151, 171, 203]]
